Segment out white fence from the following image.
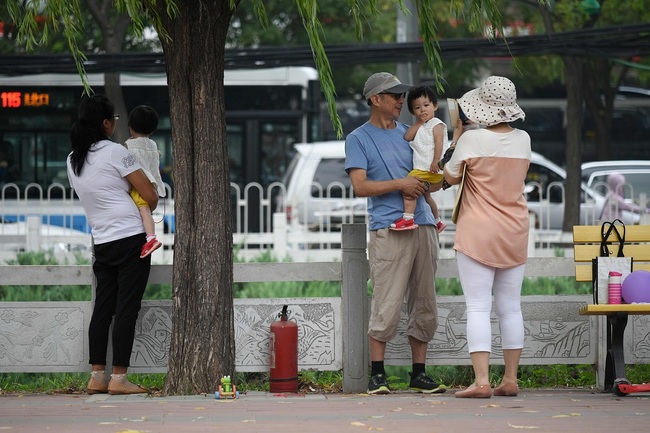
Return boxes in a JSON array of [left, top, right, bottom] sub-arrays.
[[2, 180, 647, 263]]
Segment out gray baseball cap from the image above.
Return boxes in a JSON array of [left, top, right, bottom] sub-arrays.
[[363, 72, 414, 100]]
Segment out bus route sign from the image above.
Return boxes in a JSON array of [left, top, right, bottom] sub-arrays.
[[1, 91, 50, 108]]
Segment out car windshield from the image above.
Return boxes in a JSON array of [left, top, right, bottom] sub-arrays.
[[586, 169, 650, 199], [281, 150, 303, 188], [311, 158, 351, 198], [526, 160, 567, 203], [582, 162, 650, 177]]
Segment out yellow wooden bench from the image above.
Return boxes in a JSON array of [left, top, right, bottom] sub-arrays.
[[574, 224, 650, 394]]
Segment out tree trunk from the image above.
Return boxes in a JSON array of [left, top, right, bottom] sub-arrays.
[[84, 0, 131, 143], [562, 57, 584, 232], [152, 1, 236, 395], [104, 72, 129, 143], [583, 58, 629, 162]]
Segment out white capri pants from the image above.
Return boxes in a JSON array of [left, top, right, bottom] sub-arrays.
[[457, 252, 525, 353]]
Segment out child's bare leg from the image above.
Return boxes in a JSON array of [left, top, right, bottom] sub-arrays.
[[138, 205, 156, 237], [425, 194, 439, 220], [403, 196, 417, 215], [139, 205, 162, 258], [426, 189, 447, 233]]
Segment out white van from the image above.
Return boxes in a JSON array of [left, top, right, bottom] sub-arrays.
[[279, 141, 457, 231], [279, 141, 365, 230], [280, 140, 611, 231], [525, 153, 607, 228]]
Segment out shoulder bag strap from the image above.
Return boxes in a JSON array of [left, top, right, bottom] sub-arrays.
[[611, 218, 626, 257], [600, 221, 614, 257]]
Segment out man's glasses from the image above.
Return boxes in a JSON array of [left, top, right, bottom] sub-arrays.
[[380, 92, 405, 100], [113, 114, 120, 120]]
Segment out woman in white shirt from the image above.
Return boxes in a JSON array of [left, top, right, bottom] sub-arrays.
[[67, 95, 158, 395]]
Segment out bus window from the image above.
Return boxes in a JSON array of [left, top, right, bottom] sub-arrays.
[[0, 140, 20, 187], [227, 123, 245, 186], [1, 131, 72, 195], [0, 67, 319, 204], [260, 122, 298, 186]]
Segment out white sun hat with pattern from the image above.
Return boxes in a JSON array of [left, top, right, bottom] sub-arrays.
[[457, 76, 525, 126]]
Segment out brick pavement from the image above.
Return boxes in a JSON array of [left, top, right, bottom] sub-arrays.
[[0, 388, 648, 433]]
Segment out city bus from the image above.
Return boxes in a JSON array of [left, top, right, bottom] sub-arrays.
[[0, 66, 321, 197]]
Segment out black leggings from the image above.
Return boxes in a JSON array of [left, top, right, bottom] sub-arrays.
[[89, 233, 150, 367]]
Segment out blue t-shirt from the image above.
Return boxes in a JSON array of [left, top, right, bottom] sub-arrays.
[[345, 121, 435, 231]]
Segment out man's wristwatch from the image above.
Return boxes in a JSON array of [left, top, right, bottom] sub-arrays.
[[423, 181, 431, 190]]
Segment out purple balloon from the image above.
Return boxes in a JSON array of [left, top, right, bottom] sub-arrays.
[[621, 270, 650, 304]]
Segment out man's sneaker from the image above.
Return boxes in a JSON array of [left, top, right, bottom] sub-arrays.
[[409, 372, 447, 394], [436, 220, 447, 233], [390, 217, 418, 231], [140, 238, 162, 258], [367, 374, 391, 395]]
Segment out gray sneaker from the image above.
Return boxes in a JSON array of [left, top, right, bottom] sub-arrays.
[[409, 372, 447, 394], [367, 373, 390, 395]]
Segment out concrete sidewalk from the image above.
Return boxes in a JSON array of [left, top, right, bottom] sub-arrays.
[[0, 388, 648, 433]]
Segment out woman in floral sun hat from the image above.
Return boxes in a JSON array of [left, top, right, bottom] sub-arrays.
[[444, 76, 531, 399]]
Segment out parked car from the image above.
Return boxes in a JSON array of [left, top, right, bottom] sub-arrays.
[[525, 153, 607, 229], [581, 160, 650, 200], [280, 141, 616, 232], [279, 141, 367, 230]]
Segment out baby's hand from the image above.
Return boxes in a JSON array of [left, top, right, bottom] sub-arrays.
[[412, 117, 426, 127]]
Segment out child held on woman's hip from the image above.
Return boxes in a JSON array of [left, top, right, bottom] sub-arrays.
[[124, 105, 166, 258]]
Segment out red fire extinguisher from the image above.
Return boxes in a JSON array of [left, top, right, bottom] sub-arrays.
[[269, 305, 298, 393]]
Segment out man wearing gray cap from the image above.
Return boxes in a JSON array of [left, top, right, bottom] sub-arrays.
[[345, 72, 445, 395]]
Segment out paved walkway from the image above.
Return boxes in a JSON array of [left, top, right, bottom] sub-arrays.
[[1, 388, 648, 433]]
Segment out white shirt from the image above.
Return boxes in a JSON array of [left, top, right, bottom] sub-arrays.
[[125, 137, 166, 197], [410, 117, 448, 171], [445, 128, 531, 267], [67, 140, 145, 244]]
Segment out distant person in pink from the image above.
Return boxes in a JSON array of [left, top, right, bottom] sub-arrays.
[[600, 172, 645, 222]]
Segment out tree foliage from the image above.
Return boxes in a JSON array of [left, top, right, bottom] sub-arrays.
[[5, 0, 513, 158], [5, 0, 168, 88], [0, 0, 160, 53], [512, 0, 649, 88], [228, 0, 397, 46], [504, 0, 650, 230], [228, 0, 398, 96]]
